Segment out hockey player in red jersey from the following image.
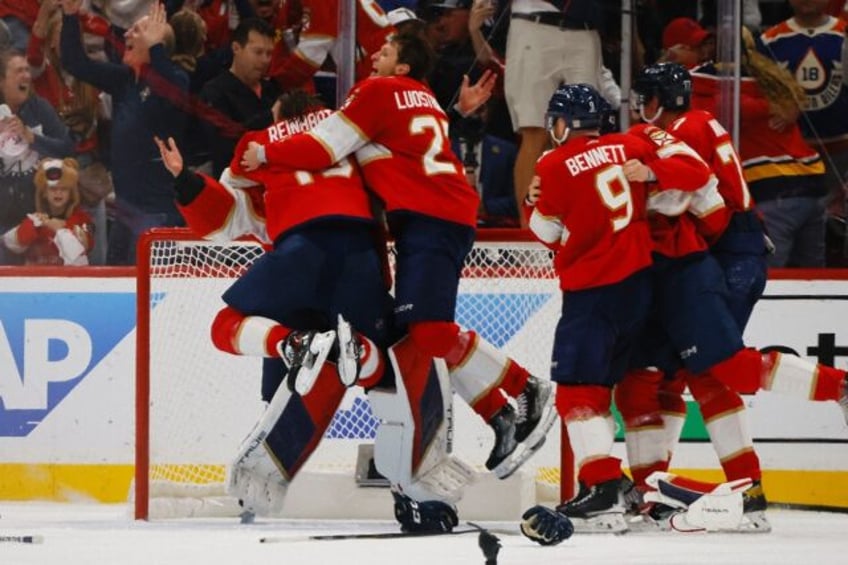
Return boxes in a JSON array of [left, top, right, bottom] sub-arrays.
[[269, 0, 394, 91], [239, 31, 557, 491], [614, 62, 848, 533], [156, 89, 396, 520], [158, 81, 517, 533], [618, 62, 769, 531], [517, 83, 718, 545]]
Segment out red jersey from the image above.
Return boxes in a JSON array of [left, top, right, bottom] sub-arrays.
[[269, 0, 394, 90], [2, 210, 94, 266], [668, 110, 751, 213], [627, 124, 724, 258], [257, 75, 480, 227], [177, 168, 269, 245], [226, 108, 374, 242], [531, 135, 654, 291], [690, 72, 825, 188]]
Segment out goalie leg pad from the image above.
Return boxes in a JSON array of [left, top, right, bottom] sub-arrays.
[[227, 363, 347, 516], [368, 337, 473, 505]]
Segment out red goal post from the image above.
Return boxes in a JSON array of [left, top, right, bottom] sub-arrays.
[[134, 227, 573, 520]]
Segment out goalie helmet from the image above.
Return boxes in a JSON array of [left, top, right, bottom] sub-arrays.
[[545, 83, 603, 132], [632, 62, 692, 111]]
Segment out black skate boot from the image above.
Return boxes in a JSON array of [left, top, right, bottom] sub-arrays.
[[740, 480, 770, 533], [486, 376, 558, 480], [514, 376, 557, 444], [484, 403, 519, 474], [555, 478, 628, 533]]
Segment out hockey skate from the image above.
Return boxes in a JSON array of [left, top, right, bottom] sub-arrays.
[[555, 478, 629, 534], [488, 376, 558, 480], [738, 480, 771, 533], [483, 403, 519, 475], [278, 329, 336, 395], [335, 315, 362, 387]]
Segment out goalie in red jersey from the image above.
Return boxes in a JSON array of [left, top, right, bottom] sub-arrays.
[[239, 31, 557, 507], [159, 83, 503, 534], [156, 89, 397, 521]]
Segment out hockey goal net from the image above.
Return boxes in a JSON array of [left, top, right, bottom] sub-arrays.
[[135, 228, 571, 520]]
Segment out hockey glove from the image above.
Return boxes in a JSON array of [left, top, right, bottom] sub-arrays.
[[520, 505, 574, 546], [392, 491, 459, 533]]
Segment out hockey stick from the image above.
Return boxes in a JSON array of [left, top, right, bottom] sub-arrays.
[[259, 527, 479, 543], [0, 535, 44, 544], [259, 522, 513, 543]]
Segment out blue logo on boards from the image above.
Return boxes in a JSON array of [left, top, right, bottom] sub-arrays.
[[0, 293, 136, 437], [0, 291, 553, 439]]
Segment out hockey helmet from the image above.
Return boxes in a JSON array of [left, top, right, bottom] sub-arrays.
[[632, 62, 692, 111], [545, 83, 604, 132]]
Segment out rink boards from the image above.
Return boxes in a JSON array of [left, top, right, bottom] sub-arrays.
[[0, 271, 846, 510]]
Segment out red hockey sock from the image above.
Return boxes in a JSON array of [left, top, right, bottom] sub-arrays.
[[497, 361, 531, 399], [688, 374, 761, 482], [578, 457, 623, 487], [812, 365, 846, 402], [210, 306, 290, 356], [706, 348, 765, 394]]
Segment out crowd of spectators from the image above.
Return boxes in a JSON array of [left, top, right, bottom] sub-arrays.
[[0, 0, 847, 266]]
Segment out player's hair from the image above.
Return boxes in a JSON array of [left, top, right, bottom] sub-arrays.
[[232, 17, 275, 46], [392, 31, 435, 81], [276, 89, 325, 119], [740, 26, 805, 118]]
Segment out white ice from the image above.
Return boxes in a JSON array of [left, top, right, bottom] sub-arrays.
[[1, 502, 846, 565]]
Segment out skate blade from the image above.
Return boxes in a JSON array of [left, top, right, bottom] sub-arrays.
[[569, 512, 629, 534]]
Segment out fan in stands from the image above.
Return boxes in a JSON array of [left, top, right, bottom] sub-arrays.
[[157, 88, 394, 520]]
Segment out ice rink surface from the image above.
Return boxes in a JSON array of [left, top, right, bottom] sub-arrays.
[[1, 502, 847, 565]]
